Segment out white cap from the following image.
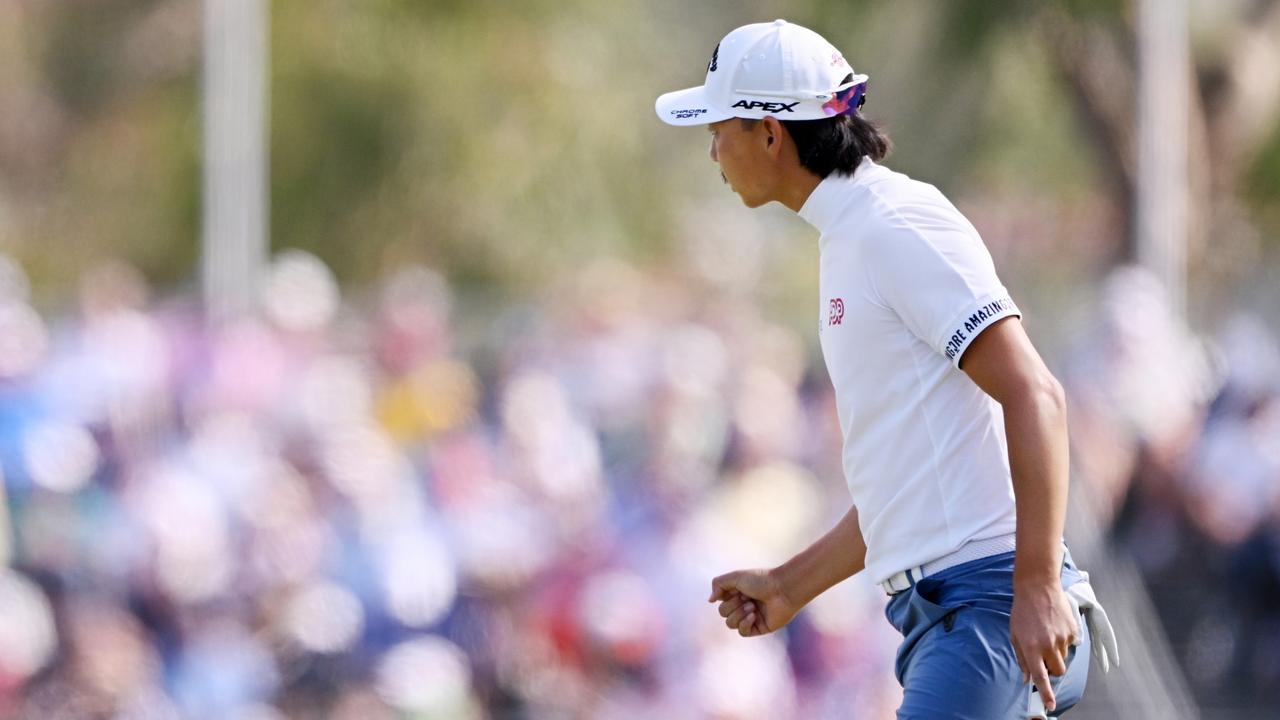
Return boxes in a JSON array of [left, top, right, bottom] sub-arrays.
[[655, 19, 868, 126]]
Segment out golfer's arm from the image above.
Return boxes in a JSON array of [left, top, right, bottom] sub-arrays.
[[960, 317, 1069, 587], [773, 503, 867, 607]]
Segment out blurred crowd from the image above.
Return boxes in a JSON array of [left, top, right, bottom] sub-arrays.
[[0, 250, 904, 719], [0, 250, 1276, 718], [1064, 267, 1280, 712]]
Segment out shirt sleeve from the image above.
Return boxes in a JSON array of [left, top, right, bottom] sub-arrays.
[[863, 209, 1021, 368]]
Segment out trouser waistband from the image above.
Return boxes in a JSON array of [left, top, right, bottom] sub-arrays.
[[878, 533, 1019, 596]]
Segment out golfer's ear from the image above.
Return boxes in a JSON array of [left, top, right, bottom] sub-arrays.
[[762, 116, 783, 155]]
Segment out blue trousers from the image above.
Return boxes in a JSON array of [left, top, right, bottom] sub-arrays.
[[884, 551, 1091, 719]]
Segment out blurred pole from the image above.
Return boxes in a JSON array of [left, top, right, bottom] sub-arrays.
[[1136, 0, 1189, 319], [202, 0, 269, 322]]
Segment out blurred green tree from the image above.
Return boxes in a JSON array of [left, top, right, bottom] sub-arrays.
[[924, 0, 1280, 273], [0, 0, 1277, 310]]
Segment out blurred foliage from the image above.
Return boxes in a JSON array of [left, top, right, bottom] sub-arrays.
[[268, 0, 694, 294], [1247, 121, 1280, 227], [0, 0, 1277, 317]]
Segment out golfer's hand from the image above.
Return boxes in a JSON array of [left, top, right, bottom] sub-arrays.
[[1010, 582, 1080, 713], [708, 569, 798, 637]]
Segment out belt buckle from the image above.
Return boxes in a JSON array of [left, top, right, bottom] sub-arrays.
[[879, 576, 896, 596], [882, 569, 909, 596]]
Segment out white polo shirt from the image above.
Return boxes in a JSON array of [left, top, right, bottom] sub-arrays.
[[799, 157, 1021, 585]]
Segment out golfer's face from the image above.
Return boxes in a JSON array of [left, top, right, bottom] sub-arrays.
[[708, 119, 770, 208]]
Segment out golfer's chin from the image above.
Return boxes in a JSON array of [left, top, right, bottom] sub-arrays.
[[724, 178, 767, 208]]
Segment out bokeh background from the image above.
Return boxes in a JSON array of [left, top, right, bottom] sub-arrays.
[[0, 0, 1278, 718]]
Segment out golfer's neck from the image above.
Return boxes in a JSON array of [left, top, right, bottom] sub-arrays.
[[777, 170, 823, 214]]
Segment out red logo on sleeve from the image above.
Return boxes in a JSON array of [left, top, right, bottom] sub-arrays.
[[828, 298, 845, 326]]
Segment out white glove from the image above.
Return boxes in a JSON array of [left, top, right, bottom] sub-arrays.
[[1065, 572, 1121, 673]]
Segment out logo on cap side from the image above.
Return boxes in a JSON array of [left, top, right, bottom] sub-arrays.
[[670, 108, 708, 120], [708, 43, 719, 72], [731, 100, 799, 113]]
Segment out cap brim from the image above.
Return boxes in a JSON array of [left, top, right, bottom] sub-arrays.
[[655, 86, 733, 126]]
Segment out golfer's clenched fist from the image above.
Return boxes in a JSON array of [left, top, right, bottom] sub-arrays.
[[708, 569, 799, 638]]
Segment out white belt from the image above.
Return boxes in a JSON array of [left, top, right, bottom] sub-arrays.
[[878, 533, 1018, 596]]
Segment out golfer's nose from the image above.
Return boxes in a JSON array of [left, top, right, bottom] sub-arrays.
[[709, 136, 717, 162]]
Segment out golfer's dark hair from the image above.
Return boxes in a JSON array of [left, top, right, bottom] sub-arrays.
[[740, 75, 892, 179]]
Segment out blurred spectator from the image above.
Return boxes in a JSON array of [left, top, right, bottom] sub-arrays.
[[1065, 267, 1280, 710]]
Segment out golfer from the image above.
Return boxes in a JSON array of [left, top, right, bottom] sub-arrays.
[[655, 20, 1118, 719]]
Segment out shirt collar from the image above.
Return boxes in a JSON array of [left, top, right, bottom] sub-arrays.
[[797, 156, 876, 233]]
